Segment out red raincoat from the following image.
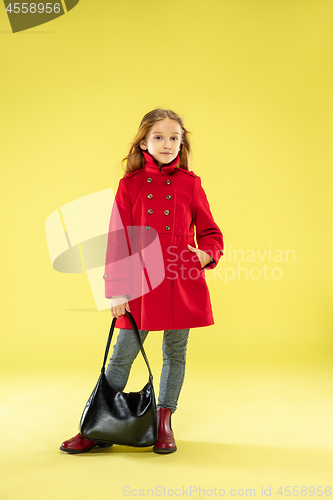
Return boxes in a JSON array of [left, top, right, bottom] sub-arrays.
[[103, 150, 224, 331]]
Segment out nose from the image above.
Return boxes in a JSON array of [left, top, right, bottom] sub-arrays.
[[164, 140, 172, 149]]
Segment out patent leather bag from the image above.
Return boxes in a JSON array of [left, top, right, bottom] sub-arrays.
[[80, 310, 157, 447]]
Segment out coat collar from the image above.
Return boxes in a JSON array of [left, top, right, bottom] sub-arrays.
[[142, 150, 180, 175]]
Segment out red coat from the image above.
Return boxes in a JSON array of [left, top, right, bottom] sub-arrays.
[[103, 150, 224, 331]]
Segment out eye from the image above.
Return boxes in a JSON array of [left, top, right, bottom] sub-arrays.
[[171, 137, 179, 141], [155, 136, 162, 140]]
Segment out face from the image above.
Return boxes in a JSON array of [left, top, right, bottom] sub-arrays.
[[140, 118, 182, 167]]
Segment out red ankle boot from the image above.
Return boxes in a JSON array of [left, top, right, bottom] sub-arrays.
[[153, 407, 177, 454], [60, 433, 113, 454]]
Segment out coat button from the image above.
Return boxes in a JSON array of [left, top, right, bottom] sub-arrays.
[[148, 209, 153, 214], [166, 194, 171, 200], [164, 210, 170, 215], [165, 225, 170, 230], [147, 177, 152, 183], [103, 273, 109, 279], [148, 194, 153, 199], [166, 179, 171, 185], [146, 225, 151, 230]]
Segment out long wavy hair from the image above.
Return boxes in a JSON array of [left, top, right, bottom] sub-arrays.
[[121, 109, 192, 176]]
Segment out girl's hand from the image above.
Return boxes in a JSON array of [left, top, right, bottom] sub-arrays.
[[110, 295, 131, 319], [188, 244, 212, 268]]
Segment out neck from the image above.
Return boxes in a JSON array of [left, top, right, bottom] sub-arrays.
[[141, 150, 180, 175]]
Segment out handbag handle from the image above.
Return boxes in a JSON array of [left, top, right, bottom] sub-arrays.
[[101, 310, 153, 383]]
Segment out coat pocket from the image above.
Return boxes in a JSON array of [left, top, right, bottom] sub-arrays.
[[185, 249, 203, 281]]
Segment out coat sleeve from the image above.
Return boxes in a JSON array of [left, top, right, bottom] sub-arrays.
[[103, 178, 133, 299], [192, 175, 224, 271]]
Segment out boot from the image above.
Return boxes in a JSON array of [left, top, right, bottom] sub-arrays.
[[153, 407, 177, 454], [59, 433, 113, 454]]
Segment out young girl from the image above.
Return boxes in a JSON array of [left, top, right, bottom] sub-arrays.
[[60, 108, 224, 455]]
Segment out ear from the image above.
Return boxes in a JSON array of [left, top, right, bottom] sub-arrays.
[[140, 140, 147, 150]]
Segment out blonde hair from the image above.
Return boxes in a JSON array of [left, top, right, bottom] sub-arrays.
[[121, 108, 192, 176]]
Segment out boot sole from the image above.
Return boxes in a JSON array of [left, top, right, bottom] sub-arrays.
[[153, 446, 177, 454], [59, 443, 113, 454]]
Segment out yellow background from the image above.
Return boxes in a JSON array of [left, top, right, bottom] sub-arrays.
[[1, 1, 332, 499]]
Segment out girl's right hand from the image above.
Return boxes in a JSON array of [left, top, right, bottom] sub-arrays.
[[110, 295, 131, 319]]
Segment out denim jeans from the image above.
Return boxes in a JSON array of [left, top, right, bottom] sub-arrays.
[[105, 328, 190, 413]]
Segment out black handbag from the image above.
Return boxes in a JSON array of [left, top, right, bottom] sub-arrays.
[[80, 310, 158, 447]]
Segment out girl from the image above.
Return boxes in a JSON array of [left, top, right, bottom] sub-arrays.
[[60, 109, 224, 455]]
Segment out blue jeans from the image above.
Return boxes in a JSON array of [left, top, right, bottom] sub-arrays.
[[105, 328, 190, 413]]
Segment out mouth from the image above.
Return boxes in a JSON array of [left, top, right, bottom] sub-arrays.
[[160, 152, 172, 155]]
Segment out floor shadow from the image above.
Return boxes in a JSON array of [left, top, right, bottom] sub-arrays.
[[67, 440, 333, 471]]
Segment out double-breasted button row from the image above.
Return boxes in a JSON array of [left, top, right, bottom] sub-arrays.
[[146, 225, 171, 230], [147, 177, 171, 185], [145, 177, 172, 230], [148, 194, 172, 200], [147, 209, 170, 215]]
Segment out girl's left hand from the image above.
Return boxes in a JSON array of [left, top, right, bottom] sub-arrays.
[[188, 244, 212, 268]]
